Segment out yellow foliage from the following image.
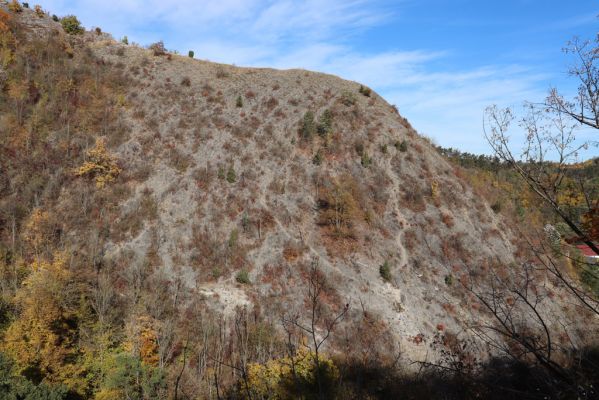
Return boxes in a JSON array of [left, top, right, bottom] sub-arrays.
[[431, 179, 439, 198], [22, 207, 50, 256], [8, 0, 22, 13], [243, 348, 339, 399], [2, 253, 87, 393], [75, 138, 121, 188], [557, 183, 586, 208]]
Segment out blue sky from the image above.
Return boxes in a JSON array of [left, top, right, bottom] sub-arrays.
[[37, 0, 598, 157]]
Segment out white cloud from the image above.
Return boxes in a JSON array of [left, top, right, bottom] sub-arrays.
[[36, 0, 571, 155]]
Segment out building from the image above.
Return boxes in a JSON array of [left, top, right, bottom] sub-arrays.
[[576, 244, 599, 264]]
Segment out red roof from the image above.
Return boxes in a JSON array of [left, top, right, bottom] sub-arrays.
[[576, 244, 599, 257]]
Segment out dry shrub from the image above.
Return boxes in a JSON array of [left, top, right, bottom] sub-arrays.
[[403, 229, 418, 251], [282, 242, 303, 262], [441, 212, 455, 228], [215, 66, 229, 78], [180, 76, 191, 86], [442, 303, 456, 315], [402, 184, 426, 213]]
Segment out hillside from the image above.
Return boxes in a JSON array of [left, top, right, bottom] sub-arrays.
[[0, 3, 597, 399]]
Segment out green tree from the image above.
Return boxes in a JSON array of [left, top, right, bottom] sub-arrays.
[[317, 109, 333, 137], [60, 15, 83, 35], [301, 111, 316, 140], [95, 353, 166, 400]]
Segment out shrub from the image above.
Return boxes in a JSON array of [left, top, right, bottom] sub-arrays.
[[149, 41, 166, 56], [95, 27, 102, 35], [60, 15, 84, 34], [361, 152, 372, 168], [380, 261, 392, 282], [211, 267, 222, 280], [216, 66, 228, 78], [312, 149, 324, 166], [8, 1, 22, 13], [34, 4, 43, 17], [491, 201, 502, 213], [395, 140, 408, 152], [236, 269, 250, 284], [444, 274, 453, 286], [121, 36, 128, 45], [226, 166, 236, 183], [180, 76, 191, 87], [340, 90, 356, 106], [188, 50, 194, 58], [228, 229, 238, 249], [430, 180, 439, 198], [22, 2, 29, 8], [75, 138, 121, 188], [381, 144, 388, 154], [301, 111, 316, 140], [354, 142, 365, 156], [51, 14, 58, 21], [236, 95, 243, 108], [359, 85, 371, 97]]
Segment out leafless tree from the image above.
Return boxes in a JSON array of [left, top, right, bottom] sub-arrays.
[[282, 258, 349, 399], [484, 32, 599, 256], [546, 35, 599, 130]]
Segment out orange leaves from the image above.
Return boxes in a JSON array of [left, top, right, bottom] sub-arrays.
[[0, 9, 12, 33], [75, 138, 121, 188], [125, 315, 160, 367]]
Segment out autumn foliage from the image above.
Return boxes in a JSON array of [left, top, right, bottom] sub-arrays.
[[75, 138, 121, 188]]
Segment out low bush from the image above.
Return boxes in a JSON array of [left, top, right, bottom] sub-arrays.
[[395, 140, 408, 152], [236, 269, 250, 284], [149, 41, 166, 56], [312, 149, 324, 165], [359, 85, 371, 97], [380, 261, 392, 282], [180, 76, 191, 87], [340, 90, 356, 106], [226, 166, 237, 183]]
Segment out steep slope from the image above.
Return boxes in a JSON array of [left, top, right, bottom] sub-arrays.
[[91, 38, 520, 350], [0, 4, 596, 398]]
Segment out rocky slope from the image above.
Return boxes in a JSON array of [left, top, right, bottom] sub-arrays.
[[1, 3, 596, 390]]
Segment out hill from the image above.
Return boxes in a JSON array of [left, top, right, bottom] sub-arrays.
[[0, 3, 597, 399]]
